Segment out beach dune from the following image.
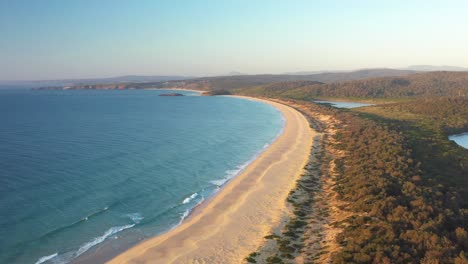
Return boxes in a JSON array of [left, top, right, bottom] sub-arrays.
[[108, 98, 314, 264]]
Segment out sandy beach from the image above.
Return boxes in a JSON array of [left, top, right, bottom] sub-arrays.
[[108, 97, 314, 264]]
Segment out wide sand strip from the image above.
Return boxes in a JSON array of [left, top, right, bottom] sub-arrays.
[[109, 97, 314, 264]]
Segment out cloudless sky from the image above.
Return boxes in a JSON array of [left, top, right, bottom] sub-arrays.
[[1, 0, 468, 80]]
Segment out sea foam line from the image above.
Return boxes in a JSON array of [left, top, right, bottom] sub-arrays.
[[173, 103, 285, 235], [33, 206, 110, 243], [75, 224, 135, 257], [127, 212, 144, 224], [34, 253, 58, 264], [182, 193, 198, 204], [208, 142, 274, 187], [41, 224, 135, 264], [34, 212, 142, 264], [208, 109, 285, 189], [178, 196, 205, 225]]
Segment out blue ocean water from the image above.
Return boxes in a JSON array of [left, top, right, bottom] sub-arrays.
[[0, 89, 284, 264], [449, 132, 468, 149]]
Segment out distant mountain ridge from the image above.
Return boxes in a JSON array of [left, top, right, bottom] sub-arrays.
[[6, 66, 468, 90], [403, 65, 468, 72], [151, 69, 418, 91], [227, 71, 246, 76], [31, 70, 468, 99], [33, 68, 417, 91], [237, 71, 468, 99], [0, 75, 190, 89]]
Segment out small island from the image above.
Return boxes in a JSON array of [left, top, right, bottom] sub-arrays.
[[158, 93, 184, 96]]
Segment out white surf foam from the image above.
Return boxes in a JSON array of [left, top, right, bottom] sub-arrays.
[[209, 159, 252, 187], [201, 100, 286, 199], [179, 209, 190, 224], [207, 114, 284, 193], [43, 224, 135, 264], [127, 213, 144, 224], [34, 253, 58, 264], [182, 193, 198, 204], [209, 178, 229, 186], [75, 224, 135, 257]]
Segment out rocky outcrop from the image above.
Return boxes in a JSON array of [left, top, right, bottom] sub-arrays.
[[158, 93, 184, 96]]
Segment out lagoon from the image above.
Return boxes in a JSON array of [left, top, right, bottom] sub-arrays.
[[449, 132, 468, 149], [313, 100, 374, 108]]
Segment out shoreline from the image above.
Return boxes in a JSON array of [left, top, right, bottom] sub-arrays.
[[144, 88, 204, 94], [248, 99, 350, 263], [173, 96, 286, 227], [72, 93, 283, 264], [107, 96, 315, 263]]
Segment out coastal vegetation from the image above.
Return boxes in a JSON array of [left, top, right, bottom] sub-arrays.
[[229, 77, 467, 263], [236, 72, 468, 100], [246, 98, 468, 263], [329, 106, 467, 263], [355, 97, 468, 202], [201, 89, 232, 96]]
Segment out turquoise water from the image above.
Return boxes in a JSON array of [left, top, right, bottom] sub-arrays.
[[313, 100, 374, 108], [449, 132, 468, 149], [0, 89, 284, 264]]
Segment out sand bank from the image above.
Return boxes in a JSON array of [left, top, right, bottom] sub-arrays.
[[108, 97, 314, 264]]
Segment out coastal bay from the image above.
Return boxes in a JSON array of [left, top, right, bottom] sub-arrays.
[[108, 97, 314, 264], [0, 90, 284, 264]]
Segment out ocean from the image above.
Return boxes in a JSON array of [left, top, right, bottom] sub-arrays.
[[0, 89, 284, 264]]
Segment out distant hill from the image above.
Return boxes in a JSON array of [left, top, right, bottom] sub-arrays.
[[367, 97, 468, 134], [34, 69, 418, 91], [300, 68, 417, 83], [238, 71, 468, 99], [283, 68, 408, 76], [152, 69, 417, 92], [2, 75, 189, 89], [404, 65, 468, 72], [283, 70, 333, 75]]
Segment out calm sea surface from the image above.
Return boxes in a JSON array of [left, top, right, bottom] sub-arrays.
[[0, 89, 284, 264]]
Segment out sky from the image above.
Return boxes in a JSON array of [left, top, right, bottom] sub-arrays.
[[1, 0, 468, 80]]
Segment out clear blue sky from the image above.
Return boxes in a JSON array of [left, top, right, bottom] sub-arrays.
[[1, 0, 468, 80]]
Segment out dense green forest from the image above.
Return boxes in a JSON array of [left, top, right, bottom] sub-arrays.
[[247, 99, 467, 263], [355, 98, 468, 203], [360, 97, 468, 134], [330, 108, 467, 263], [232, 76, 468, 263], [166, 71, 468, 99], [235, 72, 468, 100], [160, 69, 415, 91]]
